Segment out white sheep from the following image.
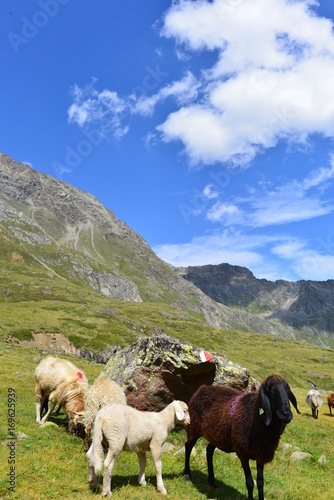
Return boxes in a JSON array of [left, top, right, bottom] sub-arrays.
[[86, 400, 190, 497], [84, 374, 127, 452], [306, 389, 323, 419], [35, 356, 88, 435]]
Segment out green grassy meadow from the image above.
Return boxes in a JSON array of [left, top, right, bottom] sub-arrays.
[[0, 330, 333, 500]]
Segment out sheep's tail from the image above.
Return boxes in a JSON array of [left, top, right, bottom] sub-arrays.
[[88, 415, 104, 474]]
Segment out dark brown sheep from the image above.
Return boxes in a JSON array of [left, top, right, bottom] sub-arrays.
[[328, 392, 334, 415], [184, 374, 301, 500]]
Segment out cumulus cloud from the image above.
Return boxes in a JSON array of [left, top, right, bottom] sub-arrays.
[[159, 0, 334, 165]]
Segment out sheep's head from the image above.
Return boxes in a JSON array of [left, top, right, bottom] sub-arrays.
[[259, 375, 301, 427], [69, 411, 86, 438], [173, 401, 190, 426]]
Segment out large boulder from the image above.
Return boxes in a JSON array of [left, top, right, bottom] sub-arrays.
[[103, 334, 253, 411]]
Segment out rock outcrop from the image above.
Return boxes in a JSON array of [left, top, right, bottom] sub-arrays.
[[103, 334, 253, 411]]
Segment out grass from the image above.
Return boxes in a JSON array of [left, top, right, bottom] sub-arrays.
[[0, 340, 333, 500], [1, 222, 334, 498]]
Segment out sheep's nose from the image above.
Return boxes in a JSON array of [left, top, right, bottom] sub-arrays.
[[278, 409, 292, 423]]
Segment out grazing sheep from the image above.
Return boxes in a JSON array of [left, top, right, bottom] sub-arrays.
[[35, 356, 88, 436], [84, 374, 127, 452], [87, 400, 190, 497], [184, 375, 301, 500], [306, 389, 323, 419], [327, 392, 334, 415]]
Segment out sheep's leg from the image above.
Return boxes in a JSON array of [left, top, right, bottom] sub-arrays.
[[150, 443, 166, 495], [102, 450, 116, 498], [137, 451, 147, 487], [35, 385, 44, 423], [206, 443, 217, 488], [84, 423, 91, 453], [241, 459, 254, 500], [40, 391, 57, 424], [40, 397, 49, 418], [36, 399, 42, 423], [87, 445, 98, 490], [256, 462, 264, 500], [184, 438, 197, 481]]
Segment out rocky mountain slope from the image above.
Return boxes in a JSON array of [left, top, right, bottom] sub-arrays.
[[0, 154, 272, 334], [1, 153, 333, 348], [179, 263, 334, 347]]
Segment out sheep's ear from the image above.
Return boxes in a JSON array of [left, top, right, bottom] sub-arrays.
[[259, 387, 272, 426], [286, 384, 301, 415]]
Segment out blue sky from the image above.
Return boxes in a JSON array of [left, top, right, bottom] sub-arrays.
[[1, 0, 334, 282]]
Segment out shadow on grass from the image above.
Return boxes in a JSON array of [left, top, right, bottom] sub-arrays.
[[88, 473, 168, 495], [182, 470, 247, 499], [90, 470, 247, 499]]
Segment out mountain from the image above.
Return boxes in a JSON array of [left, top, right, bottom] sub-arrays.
[[0, 154, 271, 336], [179, 263, 334, 347], [1, 153, 333, 350]]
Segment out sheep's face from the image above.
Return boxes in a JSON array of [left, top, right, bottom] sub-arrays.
[[259, 375, 300, 427], [269, 383, 293, 424], [173, 401, 190, 425]]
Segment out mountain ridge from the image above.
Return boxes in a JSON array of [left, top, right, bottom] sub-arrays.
[[179, 263, 334, 347]]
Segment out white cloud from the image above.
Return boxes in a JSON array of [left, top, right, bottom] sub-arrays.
[[207, 202, 241, 223], [247, 164, 334, 227], [203, 184, 218, 199], [132, 71, 200, 116], [272, 240, 334, 280], [201, 162, 334, 228], [159, 0, 334, 165], [155, 229, 334, 281], [67, 83, 128, 139], [154, 231, 267, 269]]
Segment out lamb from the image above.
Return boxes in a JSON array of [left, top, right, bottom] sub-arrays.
[[306, 389, 323, 419], [86, 400, 190, 497], [184, 374, 301, 500], [35, 356, 88, 436], [84, 374, 127, 452], [327, 392, 334, 415]]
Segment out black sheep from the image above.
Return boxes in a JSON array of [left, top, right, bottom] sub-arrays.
[[184, 374, 301, 500]]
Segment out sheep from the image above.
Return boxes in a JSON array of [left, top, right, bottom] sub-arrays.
[[306, 389, 323, 419], [84, 374, 127, 452], [184, 374, 301, 500], [86, 400, 190, 497], [327, 392, 334, 415], [35, 356, 88, 436]]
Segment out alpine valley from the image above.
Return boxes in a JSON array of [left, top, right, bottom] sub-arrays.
[[1, 153, 334, 352]]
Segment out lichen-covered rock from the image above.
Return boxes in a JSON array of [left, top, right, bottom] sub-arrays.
[[102, 334, 252, 411], [214, 355, 251, 389]]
